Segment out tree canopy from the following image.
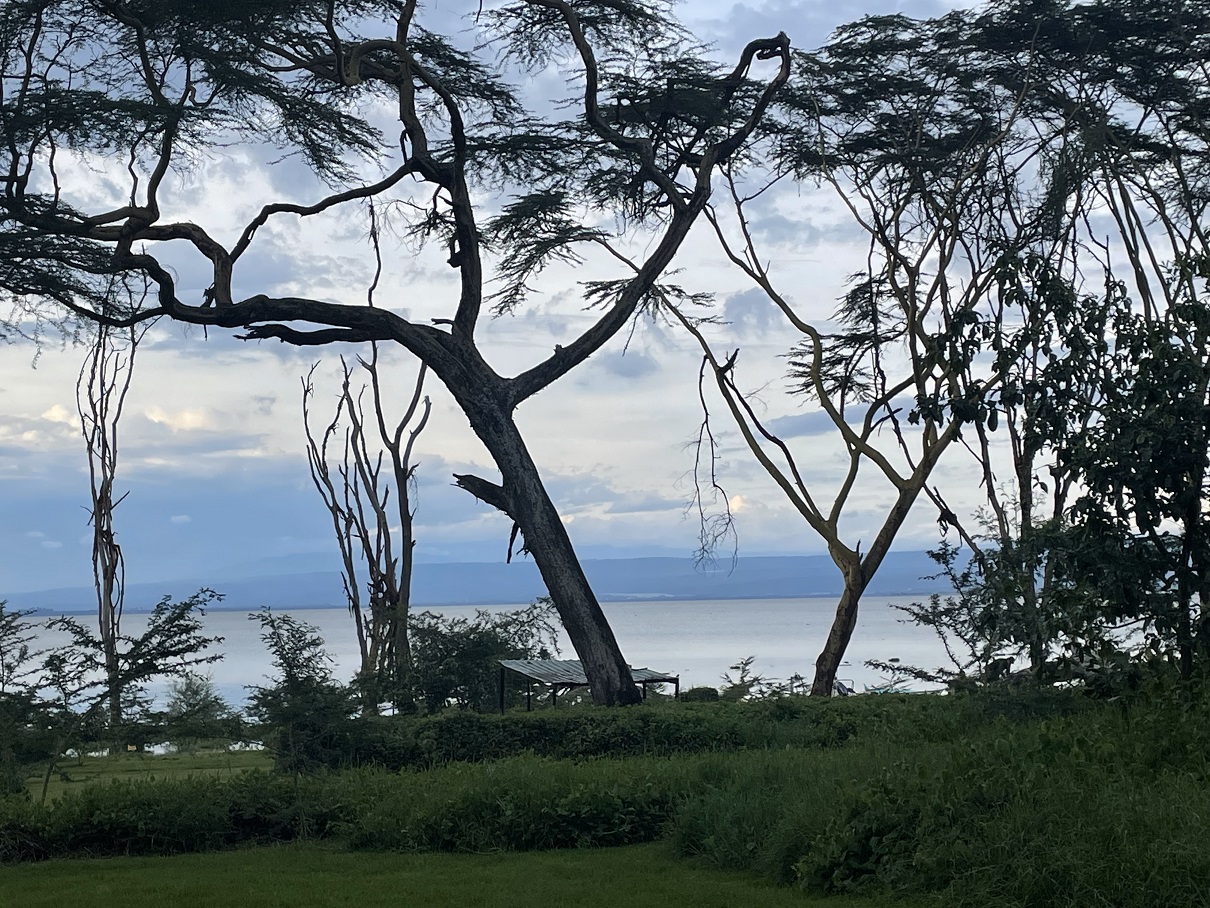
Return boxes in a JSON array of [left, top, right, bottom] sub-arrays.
[[0, 0, 790, 705]]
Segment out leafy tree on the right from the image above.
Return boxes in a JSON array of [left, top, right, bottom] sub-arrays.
[[674, 0, 1210, 692], [882, 0, 1210, 687], [1054, 275, 1210, 682]]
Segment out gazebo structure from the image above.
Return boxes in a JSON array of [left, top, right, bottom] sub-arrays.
[[498, 659, 680, 712]]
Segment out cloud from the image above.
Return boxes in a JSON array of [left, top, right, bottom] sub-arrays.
[[724, 287, 784, 336], [763, 411, 839, 438], [144, 406, 213, 432], [603, 492, 682, 515], [40, 404, 75, 425], [170, 515, 192, 524], [749, 211, 825, 248], [597, 350, 660, 380]]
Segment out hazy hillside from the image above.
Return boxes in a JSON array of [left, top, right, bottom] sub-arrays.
[[3, 551, 949, 614]]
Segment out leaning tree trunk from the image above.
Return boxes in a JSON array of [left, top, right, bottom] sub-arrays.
[[811, 554, 870, 697], [812, 486, 925, 696], [452, 385, 642, 707]]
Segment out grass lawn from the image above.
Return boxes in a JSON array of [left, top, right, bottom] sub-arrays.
[[25, 749, 273, 801], [0, 842, 915, 908]]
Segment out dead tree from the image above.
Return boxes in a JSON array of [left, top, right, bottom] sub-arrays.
[[76, 321, 144, 727], [303, 347, 429, 714]]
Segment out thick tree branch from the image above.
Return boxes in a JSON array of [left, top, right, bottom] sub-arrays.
[[236, 325, 386, 345], [452, 473, 516, 520]]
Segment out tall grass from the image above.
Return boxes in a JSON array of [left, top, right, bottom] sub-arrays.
[[670, 695, 1210, 908]]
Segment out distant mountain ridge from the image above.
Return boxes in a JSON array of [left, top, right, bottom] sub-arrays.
[[4, 552, 949, 614]]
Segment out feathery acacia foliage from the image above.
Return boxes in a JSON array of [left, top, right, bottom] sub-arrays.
[[0, 0, 790, 705]]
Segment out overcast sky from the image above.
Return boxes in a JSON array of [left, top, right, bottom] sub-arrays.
[[0, 0, 989, 595]]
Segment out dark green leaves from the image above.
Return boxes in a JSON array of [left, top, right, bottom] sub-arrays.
[[484, 190, 605, 314]]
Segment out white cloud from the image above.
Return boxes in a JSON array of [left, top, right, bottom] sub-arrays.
[[170, 515, 192, 524], [144, 406, 213, 431], [40, 404, 75, 425]]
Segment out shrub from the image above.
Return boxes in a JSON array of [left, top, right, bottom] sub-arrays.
[[0, 770, 354, 862], [344, 755, 699, 853], [0, 796, 48, 863], [667, 744, 922, 884], [283, 693, 986, 773], [245, 610, 359, 773], [794, 704, 1210, 907]]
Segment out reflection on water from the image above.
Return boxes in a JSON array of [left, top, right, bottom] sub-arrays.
[[32, 596, 952, 707]]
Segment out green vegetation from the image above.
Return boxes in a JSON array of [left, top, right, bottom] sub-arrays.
[[4, 688, 1209, 907], [0, 842, 904, 908], [245, 692, 964, 773], [22, 750, 271, 803]]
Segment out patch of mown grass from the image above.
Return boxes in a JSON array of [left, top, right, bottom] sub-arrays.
[[24, 749, 272, 801], [0, 841, 926, 908]]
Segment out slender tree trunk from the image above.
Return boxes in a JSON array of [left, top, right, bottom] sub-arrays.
[[392, 530, 416, 712], [811, 482, 929, 696], [811, 556, 868, 696], [455, 387, 641, 706]]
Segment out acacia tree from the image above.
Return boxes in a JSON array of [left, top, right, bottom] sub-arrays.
[[674, 10, 1073, 695], [908, 0, 1210, 683], [0, 1, 789, 705], [1018, 0, 1210, 680], [38, 589, 222, 793], [303, 347, 430, 713]]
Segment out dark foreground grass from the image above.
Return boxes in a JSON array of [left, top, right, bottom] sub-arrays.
[[0, 842, 925, 908]]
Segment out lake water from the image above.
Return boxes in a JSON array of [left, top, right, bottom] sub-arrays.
[[33, 597, 953, 707]]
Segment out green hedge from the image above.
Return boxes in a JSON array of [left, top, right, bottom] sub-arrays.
[[287, 691, 1031, 771], [0, 755, 704, 863], [342, 756, 699, 852], [0, 770, 349, 862]]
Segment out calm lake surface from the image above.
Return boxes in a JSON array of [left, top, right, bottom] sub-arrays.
[[37, 597, 952, 707]]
